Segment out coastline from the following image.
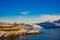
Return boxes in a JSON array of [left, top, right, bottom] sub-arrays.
[[0, 22, 41, 39]]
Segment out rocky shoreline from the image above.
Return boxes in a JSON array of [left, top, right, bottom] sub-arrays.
[[0, 22, 41, 39], [0, 30, 40, 38]]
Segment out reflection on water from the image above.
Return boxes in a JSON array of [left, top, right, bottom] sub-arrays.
[[0, 28, 60, 40]]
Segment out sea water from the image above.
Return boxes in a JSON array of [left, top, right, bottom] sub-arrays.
[[14, 28, 60, 40]]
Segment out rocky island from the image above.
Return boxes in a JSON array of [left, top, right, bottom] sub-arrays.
[[0, 22, 42, 38]]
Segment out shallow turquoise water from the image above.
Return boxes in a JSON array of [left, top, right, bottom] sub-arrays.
[[14, 28, 60, 40]]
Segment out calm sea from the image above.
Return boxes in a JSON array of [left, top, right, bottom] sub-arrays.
[[13, 28, 60, 40]]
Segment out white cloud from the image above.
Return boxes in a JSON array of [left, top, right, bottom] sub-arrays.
[[32, 15, 60, 23], [20, 11, 29, 15], [0, 15, 60, 24], [40, 15, 60, 22]]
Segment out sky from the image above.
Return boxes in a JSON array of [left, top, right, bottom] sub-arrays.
[[0, 0, 60, 24]]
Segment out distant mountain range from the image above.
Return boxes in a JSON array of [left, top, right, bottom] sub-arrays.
[[36, 19, 60, 28]]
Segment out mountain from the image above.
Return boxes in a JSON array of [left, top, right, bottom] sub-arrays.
[[36, 22, 56, 28], [53, 19, 60, 27], [53, 19, 60, 23], [36, 19, 60, 28]]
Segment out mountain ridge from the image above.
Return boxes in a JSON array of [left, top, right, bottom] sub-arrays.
[[36, 19, 60, 28]]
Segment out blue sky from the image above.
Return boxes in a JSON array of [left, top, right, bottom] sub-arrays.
[[0, 0, 60, 24]]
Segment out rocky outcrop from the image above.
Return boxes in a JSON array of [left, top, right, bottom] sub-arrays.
[[0, 22, 41, 38]]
